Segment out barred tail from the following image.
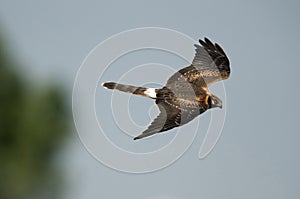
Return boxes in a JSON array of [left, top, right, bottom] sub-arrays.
[[101, 82, 158, 99]]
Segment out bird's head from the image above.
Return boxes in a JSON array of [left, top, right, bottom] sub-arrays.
[[208, 94, 222, 109]]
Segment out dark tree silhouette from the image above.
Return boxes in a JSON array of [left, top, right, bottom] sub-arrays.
[[0, 34, 69, 199]]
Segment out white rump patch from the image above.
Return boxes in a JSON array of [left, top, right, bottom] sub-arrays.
[[144, 88, 157, 98]]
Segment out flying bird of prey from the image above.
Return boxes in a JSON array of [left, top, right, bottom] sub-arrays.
[[102, 38, 230, 140]]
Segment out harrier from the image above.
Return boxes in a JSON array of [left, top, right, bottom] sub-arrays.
[[102, 38, 230, 140]]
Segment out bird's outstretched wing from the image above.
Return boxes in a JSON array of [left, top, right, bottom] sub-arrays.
[[133, 91, 205, 140], [166, 38, 230, 95], [133, 101, 179, 140]]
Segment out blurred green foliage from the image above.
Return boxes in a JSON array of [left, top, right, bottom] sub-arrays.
[[0, 35, 69, 199]]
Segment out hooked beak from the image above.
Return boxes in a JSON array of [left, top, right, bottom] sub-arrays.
[[216, 101, 222, 109], [219, 104, 223, 109]]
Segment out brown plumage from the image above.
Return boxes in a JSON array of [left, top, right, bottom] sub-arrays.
[[102, 38, 230, 140]]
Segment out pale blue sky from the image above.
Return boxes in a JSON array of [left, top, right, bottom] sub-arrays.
[[0, 0, 300, 198]]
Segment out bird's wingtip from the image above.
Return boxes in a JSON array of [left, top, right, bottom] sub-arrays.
[[133, 136, 141, 141]]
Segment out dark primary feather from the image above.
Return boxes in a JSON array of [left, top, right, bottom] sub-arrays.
[[197, 38, 230, 77]]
